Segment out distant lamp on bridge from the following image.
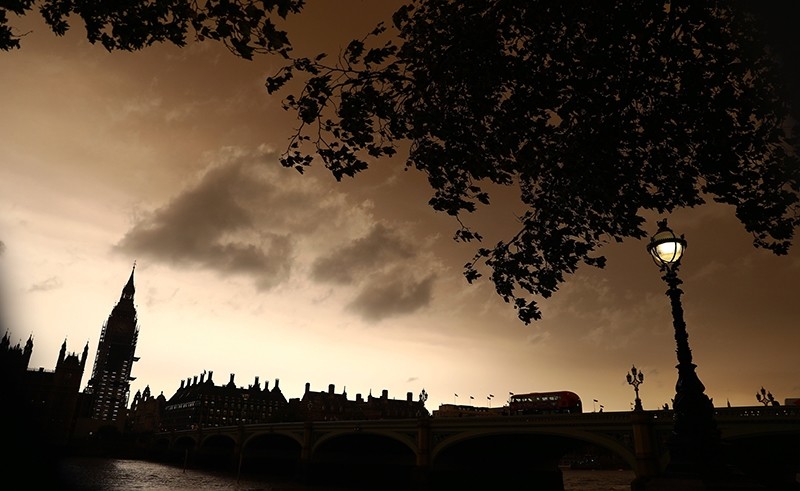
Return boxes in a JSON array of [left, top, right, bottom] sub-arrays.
[[646, 219, 722, 475], [756, 387, 779, 407], [626, 365, 645, 411]]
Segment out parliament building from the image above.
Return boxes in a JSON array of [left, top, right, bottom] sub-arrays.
[[2, 265, 428, 450]]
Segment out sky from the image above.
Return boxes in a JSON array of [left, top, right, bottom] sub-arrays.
[[1, 1, 799, 414]]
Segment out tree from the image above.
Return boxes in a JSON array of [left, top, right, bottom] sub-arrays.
[[0, 0, 304, 59], [266, 0, 800, 323], [4, 1, 798, 324]]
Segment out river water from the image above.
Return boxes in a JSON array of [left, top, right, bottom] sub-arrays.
[[53, 457, 636, 490]]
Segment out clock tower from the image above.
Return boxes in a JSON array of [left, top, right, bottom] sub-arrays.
[[84, 264, 140, 426]]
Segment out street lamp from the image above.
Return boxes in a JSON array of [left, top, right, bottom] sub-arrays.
[[647, 219, 721, 474], [626, 365, 645, 411], [756, 387, 778, 407]]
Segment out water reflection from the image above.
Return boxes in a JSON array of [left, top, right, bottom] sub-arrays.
[[54, 457, 636, 491], [57, 457, 279, 491]]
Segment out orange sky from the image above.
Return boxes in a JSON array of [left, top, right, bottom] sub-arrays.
[[1, 1, 798, 413]]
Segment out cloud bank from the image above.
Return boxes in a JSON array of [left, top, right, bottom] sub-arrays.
[[115, 149, 296, 290], [115, 147, 437, 321]]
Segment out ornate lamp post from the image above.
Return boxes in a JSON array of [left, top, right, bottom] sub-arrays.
[[626, 365, 645, 411], [756, 387, 778, 406], [647, 219, 721, 475]]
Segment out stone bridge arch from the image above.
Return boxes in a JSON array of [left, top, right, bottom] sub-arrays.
[[430, 427, 636, 489], [244, 428, 305, 449], [430, 426, 638, 470], [306, 429, 419, 488], [174, 434, 198, 449], [194, 433, 237, 470], [720, 428, 800, 489], [311, 428, 418, 456], [151, 434, 198, 468], [239, 430, 305, 477]]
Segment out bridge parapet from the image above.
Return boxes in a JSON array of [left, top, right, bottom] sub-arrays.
[[431, 411, 634, 426]]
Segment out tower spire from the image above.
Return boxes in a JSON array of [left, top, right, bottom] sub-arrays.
[[121, 261, 136, 301], [58, 338, 67, 364]]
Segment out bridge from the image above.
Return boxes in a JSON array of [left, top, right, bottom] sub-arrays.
[[146, 406, 800, 490]]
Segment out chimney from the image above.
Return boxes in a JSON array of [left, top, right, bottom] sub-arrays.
[[274, 378, 280, 389], [328, 384, 335, 394], [253, 376, 260, 389], [193, 375, 198, 385], [180, 380, 185, 389], [356, 393, 363, 403], [264, 379, 270, 391], [382, 389, 388, 400], [305, 382, 310, 394], [229, 373, 235, 385], [208, 371, 214, 383], [407, 392, 413, 402], [200, 372, 205, 383]]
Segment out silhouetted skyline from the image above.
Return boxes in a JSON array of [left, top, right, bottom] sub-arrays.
[[1, 1, 798, 413]]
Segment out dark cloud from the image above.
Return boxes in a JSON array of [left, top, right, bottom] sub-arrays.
[[310, 223, 437, 321], [347, 272, 435, 322], [310, 224, 414, 284], [29, 276, 63, 292], [114, 152, 296, 289], [114, 147, 439, 318]]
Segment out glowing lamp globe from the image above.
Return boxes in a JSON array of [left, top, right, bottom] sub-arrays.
[[647, 220, 686, 268]]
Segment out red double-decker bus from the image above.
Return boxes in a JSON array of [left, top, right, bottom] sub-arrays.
[[508, 391, 582, 414]]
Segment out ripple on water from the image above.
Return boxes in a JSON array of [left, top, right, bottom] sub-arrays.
[[55, 457, 636, 491]]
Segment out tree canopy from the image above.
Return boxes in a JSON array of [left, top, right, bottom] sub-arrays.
[[4, 1, 798, 324], [1, 0, 304, 58], [267, 0, 800, 323]]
